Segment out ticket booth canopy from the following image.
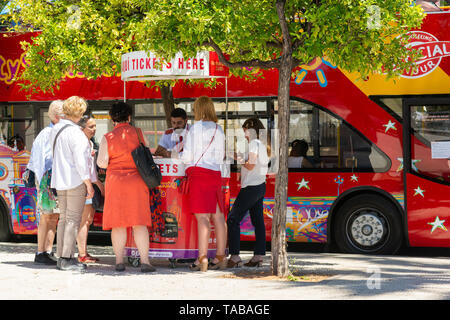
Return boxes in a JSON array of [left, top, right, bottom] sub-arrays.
[[120, 50, 228, 102]]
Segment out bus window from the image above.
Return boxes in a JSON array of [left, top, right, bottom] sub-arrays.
[[214, 100, 267, 117], [0, 104, 35, 151], [91, 110, 114, 146], [135, 118, 169, 152], [378, 97, 403, 120], [318, 109, 389, 171], [135, 102, 165, 116], [275, 99, 390, 172], [411, 104, 450, 182]]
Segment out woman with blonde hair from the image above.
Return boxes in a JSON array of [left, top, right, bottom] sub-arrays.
[[181, 96, 227, 271], [51, 96, 94, 272]]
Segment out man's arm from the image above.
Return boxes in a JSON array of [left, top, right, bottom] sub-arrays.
[[154, 145, 171, 158]]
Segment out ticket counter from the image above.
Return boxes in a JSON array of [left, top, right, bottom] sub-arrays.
[[125, 158, 229, 266]]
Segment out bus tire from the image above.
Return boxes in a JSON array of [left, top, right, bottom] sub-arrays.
[[0, 201, 12, 242], [333, 194, 403, 255]]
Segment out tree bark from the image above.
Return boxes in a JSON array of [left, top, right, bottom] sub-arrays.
[[272, 54, 292, 278], [160, 84, 175, 127], [271, 0, 292, 278]]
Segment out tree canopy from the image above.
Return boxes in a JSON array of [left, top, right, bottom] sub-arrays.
[[6, 0, 424, 92]]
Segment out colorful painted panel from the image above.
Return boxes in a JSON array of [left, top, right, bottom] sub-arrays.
[[9, 185, 38, 234], [236, 196, 335, 243]]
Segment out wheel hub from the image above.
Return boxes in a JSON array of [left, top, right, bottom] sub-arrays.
[[350, 212, 385, 247]]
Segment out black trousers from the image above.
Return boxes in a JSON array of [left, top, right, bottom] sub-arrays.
[[227, 183, 266, 256]]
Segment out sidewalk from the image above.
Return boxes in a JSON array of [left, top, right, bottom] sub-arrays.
[[1, 241, 450, 300]]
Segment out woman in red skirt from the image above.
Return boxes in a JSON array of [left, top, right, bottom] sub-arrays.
[[182, 96, 227, 271]]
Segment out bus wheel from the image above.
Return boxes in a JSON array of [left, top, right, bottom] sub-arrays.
[[0, 203, 12, 242], [333, 194, 403, 255]]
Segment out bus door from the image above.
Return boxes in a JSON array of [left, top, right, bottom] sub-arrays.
[[403, 97, 450, 247]]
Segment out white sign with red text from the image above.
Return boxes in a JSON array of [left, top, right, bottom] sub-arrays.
[[402, 31, 450, 79], [121, 51, 210, 80]]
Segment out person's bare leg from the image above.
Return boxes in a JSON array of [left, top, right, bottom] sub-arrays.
[[211, 205, 227, 264], [44, 214, 58, 253], [132, 225, 150, 265], [77, 205, 94, 257], [111, 227, 127, 265], [37, 215, 49, 253], [195, 214, 211, 264]]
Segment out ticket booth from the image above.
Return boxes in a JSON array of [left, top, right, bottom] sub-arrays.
[[120, 51, 230, 267]]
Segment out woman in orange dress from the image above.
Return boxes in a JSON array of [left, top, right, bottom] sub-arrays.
[[97, 102, 155, 273]]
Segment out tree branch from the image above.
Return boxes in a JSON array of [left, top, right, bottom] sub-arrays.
[[204, 40, 281, 69], [276, 0, 292, 52]]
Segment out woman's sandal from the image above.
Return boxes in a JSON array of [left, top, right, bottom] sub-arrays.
[[208, 255, 228, 270], [244, 257, 263, 268], [226, 258, 242, 269], [189, 255, 208, 272]]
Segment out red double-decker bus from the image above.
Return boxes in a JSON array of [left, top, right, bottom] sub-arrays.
[[0, 10, 449, 254]]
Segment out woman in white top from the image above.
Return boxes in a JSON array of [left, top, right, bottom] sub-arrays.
[[181, 96, 227, 271], [51, 96, 94, 272], [227, 118, 269, 268]]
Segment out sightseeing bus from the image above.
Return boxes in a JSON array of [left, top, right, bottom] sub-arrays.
[[0, 10, 448, 255]]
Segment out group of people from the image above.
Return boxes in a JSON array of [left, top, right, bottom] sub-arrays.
[[29, 97, 104, 272], [28, 95, 270, 273]]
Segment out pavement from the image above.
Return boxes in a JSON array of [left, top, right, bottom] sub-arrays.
[[1, 241, 450, 301]]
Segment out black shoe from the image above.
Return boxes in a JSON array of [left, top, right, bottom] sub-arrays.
[[141, 263, 156, 273], [57, 258, 87, 272], [45, 252, 58, 263], [34, 253, 57, 265], [115, 263, 126, 272]]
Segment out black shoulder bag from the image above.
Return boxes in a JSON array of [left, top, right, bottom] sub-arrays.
[[131, 127, 162, 189]]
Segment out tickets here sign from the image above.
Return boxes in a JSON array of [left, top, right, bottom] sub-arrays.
[[121, 51, 210, 80]]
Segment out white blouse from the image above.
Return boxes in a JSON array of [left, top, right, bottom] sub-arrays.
[[87, 140, 98, 183], [241, 139, 269, 188], [50, 119, 91, 190], [181, 120, 225, 172]]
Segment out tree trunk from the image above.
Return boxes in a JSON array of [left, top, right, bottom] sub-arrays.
[[271, 0, 292, 278], [160, 84, 175, 127], [271, 54, 292, 277]]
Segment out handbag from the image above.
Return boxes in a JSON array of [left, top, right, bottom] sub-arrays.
[[131, 127, 162, 189], [38, 170, 57, 212], [92, 184, 104, 211], [23, 169, 36, 188], [177, 124, 217, 195]]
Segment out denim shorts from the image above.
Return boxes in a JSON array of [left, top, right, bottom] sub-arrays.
[[85, 198, 93, 205]]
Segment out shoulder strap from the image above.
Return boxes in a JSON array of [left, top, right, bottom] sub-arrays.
[[134, 126, 145, 145], [194, 124, 218, 167], [52, 124, 72, 154]]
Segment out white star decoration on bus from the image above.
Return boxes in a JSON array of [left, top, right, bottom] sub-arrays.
[[396, 158, 421, 172], [427, 216, 447, 234], [296, 178, 310, 191], [383, 120, 397, 133], [413, 186, 425, 197], [350, 174, 359, 182]]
